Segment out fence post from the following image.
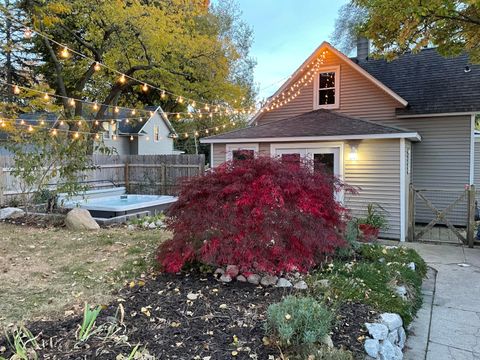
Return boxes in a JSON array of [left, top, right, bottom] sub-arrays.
[[161, 165, 167, 194], [0, 166, 4, 207], [407, 184, 415, 242], [124, 161, 130, 193], [467, 184, 476, 248]]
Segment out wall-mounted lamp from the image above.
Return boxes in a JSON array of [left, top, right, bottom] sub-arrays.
[[349, 144, 358, 161]]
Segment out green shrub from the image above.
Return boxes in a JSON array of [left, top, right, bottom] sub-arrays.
[[285, 345, 354, 360], [266, 296, 333, 346], [356, 203, 389, 230]]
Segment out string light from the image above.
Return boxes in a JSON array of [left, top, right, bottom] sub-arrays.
[[161, 90, 166, 99], [28, 125, 33, 132], [51, 129, 57, 136], [24, 28, 32, 39], [119, 74, 126, 84], [93, 62, 101, 71], [13, 85, 20, 94], [73, 132, 79, 139], [130, 135, 134, 141], [43, 93, 50, 101], [114, 106, 119, 113], [142, 83, 149, 92], [69, 98, 75, 106], [60, 46, 70, 58], [93, 102, 99, 111]]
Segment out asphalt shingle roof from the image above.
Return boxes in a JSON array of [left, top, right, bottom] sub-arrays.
[[204, 109, 411, 140], [358, 48, 480, 115]]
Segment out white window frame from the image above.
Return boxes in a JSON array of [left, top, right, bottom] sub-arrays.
[[226, 143, 259, 161], [153, 125, 160, 142], [313, 65, 340, 110]]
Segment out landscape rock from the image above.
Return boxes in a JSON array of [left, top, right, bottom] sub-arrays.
[[186, 293, 199, 301], [148, 222, 157, 229], [127, 224, 136, 231], [155, 220, 164, 227], [407, 262, 416, 271], [380, 313, 403, 331], [364, 338, 380, 358], [395, 285, 407, 300], [393, 345, 403, 359], [219, 274, 232, 283], [236, 275, 247, 282], [142, 221, 150, 228], [320, 334, 334, 348], [247, 274, 261, 285], [365, 323, 389, 340], [275, 278, 292, 288], [293, 280, 308, 290], [65, 208, 100, 231], [226, 265, 239, 278], [0, 207, 25, 220], [379, 339, 401, 360], [387, 328, 399, 345], [398, 327, 406, 349], [214, 268, 224, 278], [260, 275, 278, 287]]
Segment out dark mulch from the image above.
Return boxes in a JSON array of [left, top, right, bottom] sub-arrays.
[[3, 213, 66, 228], [0, 272, 374, 359]]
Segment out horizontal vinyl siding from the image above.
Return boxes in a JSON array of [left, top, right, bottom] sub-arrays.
[[475, 138, 480, 186], [259, 143, 270, 156], [384, 116, 471, 225], [344, 139, 401, 239], [212, 144, 226, 168], [257, 50, 402, 125]]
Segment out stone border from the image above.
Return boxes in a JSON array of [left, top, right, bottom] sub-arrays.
[[403, 266, 437, 360]]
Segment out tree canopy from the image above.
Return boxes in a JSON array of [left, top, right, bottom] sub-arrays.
[[332, 0, 480, 62]]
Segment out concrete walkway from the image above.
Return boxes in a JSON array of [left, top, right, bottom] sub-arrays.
[[394, 242, 480, 360]]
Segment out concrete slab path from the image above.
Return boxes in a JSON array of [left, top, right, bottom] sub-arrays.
[[387, 242, 480, 360]]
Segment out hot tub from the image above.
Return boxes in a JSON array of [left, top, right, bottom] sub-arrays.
[[63, 194, 177, 218]]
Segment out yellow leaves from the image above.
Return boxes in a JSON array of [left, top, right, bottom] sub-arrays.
[[140, 306, 151, 317]]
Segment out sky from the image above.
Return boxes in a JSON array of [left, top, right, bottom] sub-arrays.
[[231, 0, 349, 99]]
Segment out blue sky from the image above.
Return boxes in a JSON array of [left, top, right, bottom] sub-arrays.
[[231, 0, 348, 99]]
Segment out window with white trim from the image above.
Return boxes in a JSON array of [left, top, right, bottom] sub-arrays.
[[226, 144, 259, 161], [153, 125, 160, 142], [314, 66, 340, 109]]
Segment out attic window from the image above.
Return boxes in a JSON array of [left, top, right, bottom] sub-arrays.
[[314, 66, 340, 109]]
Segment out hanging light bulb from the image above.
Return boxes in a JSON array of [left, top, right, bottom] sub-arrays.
[[130, 135, 134, 141], [60, 46, 70, 58], [20, 119, 25, 125], [205, 129, 209, 134], [93, 62, 101, 71], [77, 120, 82, 126], [69, 98, 75, 107], [24, 28, 32, 39], [94, 120, 99, 126], [74, 132, 80, 139], [110, 119, 115, 125], [142, 83, 148, 92], [184, 133, 189, 138], [59, 120, 64, 126], [145, 136, 150, 141], [28, 125, 33, 132], [13, 85, 20, 94], [52, 129, 57, 136], [161, 90, 166, 99], [95, 133, 100, 140], [40, 120, 45, 126], [177, 96, 184, 104], [93, 102, 99, 111], [139, 118, 143, 122], [114, 106, 119, 113], [131, 109, 136, 115], [112, 135, 117, 141], [176, 113, 180, 119], [43, 93, 50, 101], [191, 101, 196, 108], [194, 131, 199, 137], [215, 127, 219, 131], [125, 119, 130, 124], [119, 74, 126, 84]]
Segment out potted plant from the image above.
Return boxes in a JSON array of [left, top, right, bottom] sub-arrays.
[[356, 203, 388, 242]]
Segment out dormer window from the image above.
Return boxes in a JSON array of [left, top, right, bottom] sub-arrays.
[[314, 66, 340, 109]]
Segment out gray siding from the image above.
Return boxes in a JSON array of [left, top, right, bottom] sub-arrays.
[[212, 143, 226, 168], [380, 116, 471, 225], [475, 137, 480, 186], [344, 139, 401, 239]]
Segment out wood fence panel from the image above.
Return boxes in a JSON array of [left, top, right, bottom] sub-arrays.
[[0, 154, 205, 204]]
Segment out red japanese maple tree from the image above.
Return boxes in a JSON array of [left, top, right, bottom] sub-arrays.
[[157, 156, 352, 274]]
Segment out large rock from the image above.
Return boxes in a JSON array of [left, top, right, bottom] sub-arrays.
[[65, 208, 100, 231], [0, 207, 25, 220], [365, 323, 389, 340], [379, 339, 402, 360], [260, 275, 278, 287], [226, 265, 239, 278], [398, 327, 406, 349], [293, 280, 308, 290], [380, 313, 403, 331], [364, 338, 380, 358], [276, 278, 293, 288], [247, 274, 261, 285]]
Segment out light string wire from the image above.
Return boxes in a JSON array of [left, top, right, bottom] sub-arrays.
[[0, 8, 257, 115], [0, 117, 237, 140], [0, 78, 243, 119]]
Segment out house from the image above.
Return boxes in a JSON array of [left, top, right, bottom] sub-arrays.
[[201, 40, 480, 241], [100, 105, 181, 155]]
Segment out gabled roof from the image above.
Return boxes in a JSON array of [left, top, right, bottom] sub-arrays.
[[357, 48, 480, 116], [250, 41, 408, 124], [202, 109, 420, 143], [112, 105, 176, 136]]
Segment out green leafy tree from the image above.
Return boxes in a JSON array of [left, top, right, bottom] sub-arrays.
[[332, 1, 480, 62]]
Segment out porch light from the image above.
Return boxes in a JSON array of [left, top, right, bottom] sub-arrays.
[[349, 145, 358, 161]]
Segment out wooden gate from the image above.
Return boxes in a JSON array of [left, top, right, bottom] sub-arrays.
[[407, 185, 476, 248]]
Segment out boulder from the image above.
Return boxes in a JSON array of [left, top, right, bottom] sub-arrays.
[[276, 278, 292, 288], [260, 275, 278, 287], [365, 323, 389, 340], [395, 285, 408, 300], [379, 339, 402, 360], [380, 313, 403, 331], [293, 280, 308, 290], [247, 274, 261, 285], [214, 268, 225, 278], [127, 224, 136, 231], [65, 208, 99, 231], [236, 275, 247, 282], [219, 274, 232, 283], [0, 207, 25, 220], [226, 265, 239, 278], [398, 327, 406, 349], [148, 222, 157, 229], [320, 334, 334, 348], [407, 262, 416, 271], [364, 338, 380, 358], [387, 328, 399, 345]]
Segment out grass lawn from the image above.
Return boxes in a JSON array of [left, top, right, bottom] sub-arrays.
[[0, 223, 169, 329]]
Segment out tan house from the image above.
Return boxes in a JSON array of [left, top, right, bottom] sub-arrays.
[[201, 41, 480, 241]]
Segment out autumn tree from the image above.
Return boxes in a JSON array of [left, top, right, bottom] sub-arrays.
[[332, 1, 480, 62]]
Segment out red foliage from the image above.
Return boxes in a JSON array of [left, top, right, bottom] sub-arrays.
[[358, 224, 380, 242], [157, 156, 353, 274]]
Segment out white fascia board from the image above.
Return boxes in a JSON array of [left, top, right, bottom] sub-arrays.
[[397, 112, 477, 118], [201, 132, 421, 144]]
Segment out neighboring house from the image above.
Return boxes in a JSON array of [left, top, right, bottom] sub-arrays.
[[201, 40, 480, 241], [100, 106, 181, 155], [0, 113, 61, 155]]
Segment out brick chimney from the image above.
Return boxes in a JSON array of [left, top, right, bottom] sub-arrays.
[[356, 37, 370, 62]]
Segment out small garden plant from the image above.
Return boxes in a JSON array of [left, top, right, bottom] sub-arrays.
[[158, 156, 353, 274], [356, 203, 388, 242]]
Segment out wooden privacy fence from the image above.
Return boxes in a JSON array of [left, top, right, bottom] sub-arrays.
[[407, 184, 476, 248], [0, 154, 205, 205]]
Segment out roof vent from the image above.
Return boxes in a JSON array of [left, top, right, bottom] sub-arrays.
[[464, 65, 471, 73]]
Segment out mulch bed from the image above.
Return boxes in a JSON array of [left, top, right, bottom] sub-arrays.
[[0, 272, 375, 359]]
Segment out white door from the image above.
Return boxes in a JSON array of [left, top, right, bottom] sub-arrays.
[[307, 147, 341, 177]]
